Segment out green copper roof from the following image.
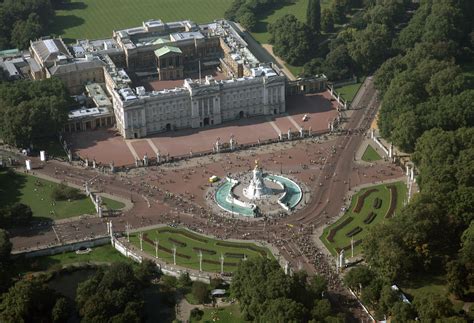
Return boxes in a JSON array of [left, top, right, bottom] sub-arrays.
[[152, 37, 169, 45], [154, 46, 182, 57]]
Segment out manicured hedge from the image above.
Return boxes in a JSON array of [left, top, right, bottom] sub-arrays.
[[193, 247, 216, 255], [364, 212, 377, 224], [327, 217, 354, 242], [385, 185, 398, 218], [353, 189, 378, 213], [215, 242, 267, 257], [373, 197, 382, 209], [346, 226, 362, 237], [168, 237, 186, 247], [159, 228, 209, 243]]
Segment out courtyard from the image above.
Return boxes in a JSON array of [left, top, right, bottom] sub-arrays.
[[66, 91, 339, 166]]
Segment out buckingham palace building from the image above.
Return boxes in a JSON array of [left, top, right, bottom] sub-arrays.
[[23, 19, 327, 139]]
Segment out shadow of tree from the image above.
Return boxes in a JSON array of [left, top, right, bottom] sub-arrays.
[[48, 15, 86, 42]]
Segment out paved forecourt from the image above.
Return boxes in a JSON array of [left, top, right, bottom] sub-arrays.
[[67, 92, 338, 166]]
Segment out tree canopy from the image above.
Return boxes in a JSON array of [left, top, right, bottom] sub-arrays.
[[76, 262, 147, 322], [0, 78, 70, 148], [269, 14, 311, 66], [230, 257, 342, 322]]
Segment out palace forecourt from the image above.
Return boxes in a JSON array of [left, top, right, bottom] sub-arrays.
[[2, 18, 340, 165]]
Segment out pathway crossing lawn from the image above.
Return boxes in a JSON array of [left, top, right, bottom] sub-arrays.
[[320, 181, 406, 256], [190, 304, 246, 323], [361, 145, 382, 162], [50, 0, 233, 42], [129, 227, 272, 273], [0, 170, 125, 220]]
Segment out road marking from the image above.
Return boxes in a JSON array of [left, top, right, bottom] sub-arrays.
[[146, 138, 159, 154], [287, 115, 301, 130], [266, 117, 282, 136], [125, 140, 140, 160], [52, 225, 61, 243]]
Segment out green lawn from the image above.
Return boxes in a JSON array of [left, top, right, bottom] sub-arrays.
[[251, 0, 332, 44], [0, 170, 125, 220], [50, 0, 233, 42], [401, 274, 473, 319], [190, 304, 246, 323], [130, 227, 272, 273], [335, 79, 364, 102], [101, 197, 125, 210], [320, 181, 406, 256], [0, 170, 95, 220], [15, 244, 135, 274], [361, 145, 382, 162]]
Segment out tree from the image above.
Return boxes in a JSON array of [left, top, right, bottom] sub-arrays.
[[347, 23, 391, 74], [321, 8, 334, 33], [0, 229, 12, 262], [307, 0, 321, 34], [51, 297, 70, 323], [413, 292, 453, 321], [239, 11, 257, 31], [331, 0, 347, 24], [192, 281, 209, 304], [135, 259, 158, 287], [344, 265, 375, 290], [391, 301, 417, 323], [309, 274, 327, 299], [260, 298, 306, 323], [269, 14, 311, 66], [445, 260, 468, 299], [0, 203, 33, 227], [10, 13, 42, 49], [76, 262, 144, 322], [311, 298, 332, 321], [0, 229, 12, 293], [231, 258, 292, 320], [0, 279, 60, 323], [0, 78, 70, 148], [178, 272, 192, 288]]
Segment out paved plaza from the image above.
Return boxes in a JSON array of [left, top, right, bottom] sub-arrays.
[[66, 92, 338, 166]]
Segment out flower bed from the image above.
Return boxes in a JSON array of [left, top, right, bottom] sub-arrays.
[[215, 242, 267, 257], [373, 198, 382, 209], [353, 189, 378, 213], [363, 212, 377, 224], [193, 247, 216, 255], [385, 185, 398, 218], [346, 226, 362, 237], [225, 253, 245, 259], [327, 217, 354, 242], [168, 238, 187, 248]]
